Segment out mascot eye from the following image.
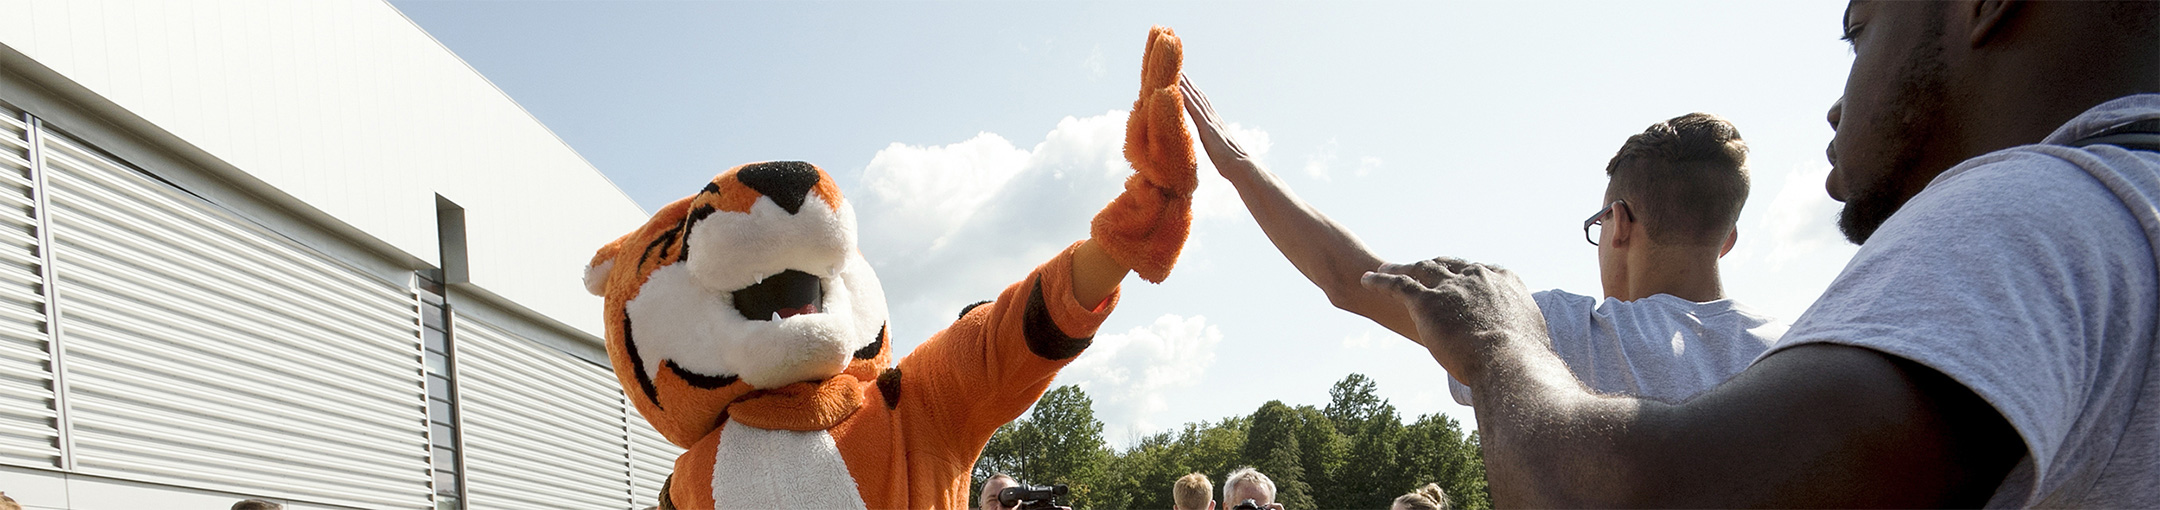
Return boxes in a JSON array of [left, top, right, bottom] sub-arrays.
[[732, 270, 824, 321]]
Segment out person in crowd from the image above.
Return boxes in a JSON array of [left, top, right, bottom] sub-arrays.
[[1362, 0, 2160, 506], [0, 491, 20, 510], [1390, 483, 1449, 510], [230, 499, 281, 510], [977, 473, 1019, 510], [1173, 472, 1214, 510], [1219, 467, 1281, 510], [1183, 81, 1784, 405]]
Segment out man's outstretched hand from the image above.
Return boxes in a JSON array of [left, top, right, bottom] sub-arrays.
[[1179, 76, 1259, 176], [1361, 257, 1549, 385]]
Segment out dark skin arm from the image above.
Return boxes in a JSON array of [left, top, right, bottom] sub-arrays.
[[1364, 258, 2023, 507], [1180, 77, 1422, 342]]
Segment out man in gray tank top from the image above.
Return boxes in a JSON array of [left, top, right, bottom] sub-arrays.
[[1364, 1, 2160, 506]]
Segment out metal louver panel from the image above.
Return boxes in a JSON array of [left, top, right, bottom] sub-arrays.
[[454, 314, 633, 510], [0, 106, 58, 470], [630, 408, 684, 508], [37, 132, 432, 509]]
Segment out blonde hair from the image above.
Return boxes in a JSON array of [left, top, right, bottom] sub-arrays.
[[1173, 472, 1213, 510], [1393, 483, 1450, 510], [1220, 466, 1275, 504]]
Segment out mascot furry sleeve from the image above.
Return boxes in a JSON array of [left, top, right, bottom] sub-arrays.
[[582, 27, 1194, 509]]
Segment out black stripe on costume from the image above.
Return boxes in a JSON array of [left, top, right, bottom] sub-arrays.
[[623, 315, 662, 409], [876, 367, 904, 409], [667, 359, 742, 389], [676, 204, 717, 263], [1023, 280, 1092, 360], [638, 227, 681, 270], [854, 323, 887, 360], [957, 300, 993, 320]]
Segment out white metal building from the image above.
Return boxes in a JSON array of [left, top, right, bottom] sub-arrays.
[[0, 1, 682, 509]]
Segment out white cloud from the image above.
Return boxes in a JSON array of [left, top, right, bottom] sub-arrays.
[[1084, 44, 1107, 81], [1342, 330, 1376, 349], [1303, 138, 1339, 181], [1722, 162, 1861, 320], [1053, 314, 1223, 446], [854, 111, 1269, 351], [1755, 164, 1850, 271], [1356, 156, 1384, 177]]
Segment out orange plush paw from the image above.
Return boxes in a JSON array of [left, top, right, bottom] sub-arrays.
[[1094, 25, 1196, 284], [1123, 26, 1198, 194]]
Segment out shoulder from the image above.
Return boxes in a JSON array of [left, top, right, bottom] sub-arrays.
[[1909, 148, 2139, 231], [1719, 300, 1788, 348], [1532, 289, 1596, 314]]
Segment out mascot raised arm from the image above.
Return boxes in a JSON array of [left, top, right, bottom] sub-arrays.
[[582, 27, 1194, 509]]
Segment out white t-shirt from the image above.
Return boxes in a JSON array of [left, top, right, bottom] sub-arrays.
[[1764, 94, 2160, 507], [1449, 290, 1786, 406]]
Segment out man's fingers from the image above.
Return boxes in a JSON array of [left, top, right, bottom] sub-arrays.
[[1180, 74, 1216, 115], [1360, 270, 1427, 298], [1381, 260, 1459, 287], [1426, 256, 1476, 273]]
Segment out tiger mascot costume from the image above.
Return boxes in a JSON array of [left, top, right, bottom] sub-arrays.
[[582, 27, 1194, 509]]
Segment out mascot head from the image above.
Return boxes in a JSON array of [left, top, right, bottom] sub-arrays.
[[586, 161, 891, 446]]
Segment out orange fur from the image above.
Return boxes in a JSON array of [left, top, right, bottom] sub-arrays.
[[1095, 26, 1198, 283], [597, 27, 1191, 509]]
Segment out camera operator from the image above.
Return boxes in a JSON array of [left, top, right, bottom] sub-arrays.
[[977, 473, 1019, 510], [1221, 467, 1283, 510], [998, 483, 1071, 510]]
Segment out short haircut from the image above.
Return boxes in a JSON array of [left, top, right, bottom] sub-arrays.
[[231, 500, 282, 510], [1221, 466, 1275, 503], [980, 473, 1017, 497], [1173, 472, 1213, 510], [1603, 112, 1751, 246], [1393, 483, 1450, 510]]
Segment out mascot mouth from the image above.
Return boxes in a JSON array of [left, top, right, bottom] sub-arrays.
[[732, 270, 825, 321]]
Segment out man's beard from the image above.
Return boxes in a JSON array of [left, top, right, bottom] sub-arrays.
[[1836, 172, 1910, 245], [1837, 34, 1949, 245]]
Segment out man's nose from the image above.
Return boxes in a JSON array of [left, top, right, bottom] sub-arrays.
[[1826, 97, 1844, 130], [737, 161, 822, 215]]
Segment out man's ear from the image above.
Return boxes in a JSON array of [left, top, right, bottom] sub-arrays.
[[1719, 226, 1739, 258], [1968, 0, 2022, 47], [1610, 201, 1637, 248]]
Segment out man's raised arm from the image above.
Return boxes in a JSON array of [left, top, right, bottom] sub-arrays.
[[1361, 258, 2022, 507], [1180, 77, 1419, 342]]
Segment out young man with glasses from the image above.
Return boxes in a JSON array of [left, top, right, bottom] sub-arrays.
[[1184, 86, 1784, 405]]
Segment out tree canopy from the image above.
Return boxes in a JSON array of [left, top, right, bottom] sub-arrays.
[[973, 374, 1488, 509]]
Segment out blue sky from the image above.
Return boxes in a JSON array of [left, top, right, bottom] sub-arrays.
[[392, 0, 1860, 447]]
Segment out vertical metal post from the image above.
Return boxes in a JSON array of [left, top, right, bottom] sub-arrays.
[[443, 303, 468, 510], [26, 115, 77, 472], [623, 392, 637, 508]]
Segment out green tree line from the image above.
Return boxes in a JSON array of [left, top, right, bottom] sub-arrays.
[[972, 374, 1489, 509]]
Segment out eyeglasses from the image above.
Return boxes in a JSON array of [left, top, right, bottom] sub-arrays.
[[1583, 200, 1626, 246]]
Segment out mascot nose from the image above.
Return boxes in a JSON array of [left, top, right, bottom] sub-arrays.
[[737, 161, 822, 215]]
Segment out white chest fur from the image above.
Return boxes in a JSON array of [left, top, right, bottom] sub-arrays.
[[709, 418, 866, 509]]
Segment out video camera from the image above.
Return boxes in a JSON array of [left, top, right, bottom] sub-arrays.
[[998, 483, 1071, 510]]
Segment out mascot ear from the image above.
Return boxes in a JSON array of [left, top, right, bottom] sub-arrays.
[[585, 239, 623, 296]]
